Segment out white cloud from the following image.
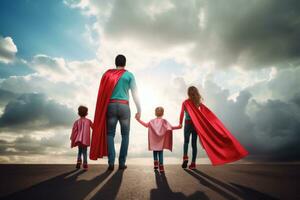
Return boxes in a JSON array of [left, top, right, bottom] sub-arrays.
[[0, 36, 18, 64]]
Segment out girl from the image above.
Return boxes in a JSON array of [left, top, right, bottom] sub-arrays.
[[136, 106, 181, 172], [179, 86, 202, 169], [179, 86, 248, 168], [70, 105, 93, 170]]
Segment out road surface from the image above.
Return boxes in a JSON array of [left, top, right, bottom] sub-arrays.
[[0, 164, 299, 199]]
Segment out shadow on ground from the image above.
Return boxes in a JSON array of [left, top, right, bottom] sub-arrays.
[[2, 169, 113, 200], [1, 166, 285, 200], [185, 169, 279, 200], [150, 170, 209, 200]]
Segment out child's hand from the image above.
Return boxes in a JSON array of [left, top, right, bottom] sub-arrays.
[[178, 124, 182, 129]]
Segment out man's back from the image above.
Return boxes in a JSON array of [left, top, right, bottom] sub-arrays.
[[110, 70, 136, 101]]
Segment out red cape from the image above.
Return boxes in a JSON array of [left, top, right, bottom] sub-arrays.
[[89, 69, 126, 160], [183, 99, 248, 165]]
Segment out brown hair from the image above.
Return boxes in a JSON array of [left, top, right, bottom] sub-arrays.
[[78, 105, 88, 117], [187, 86, 202, 107], [155, 106, 164, 117]]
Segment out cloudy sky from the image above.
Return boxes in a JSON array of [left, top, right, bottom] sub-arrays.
[[0, 0, 299, 164]]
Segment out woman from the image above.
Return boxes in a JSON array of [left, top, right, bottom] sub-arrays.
[[179, 86, 248, 168]]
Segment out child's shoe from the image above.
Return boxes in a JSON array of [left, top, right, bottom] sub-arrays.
[[188, 162, 196, 170], [181, 155, 188, 168], [83, 163, 88, 170], [159, 164, 165, 173], [76, 159, 82, 169], [154, 160, 159, 170]]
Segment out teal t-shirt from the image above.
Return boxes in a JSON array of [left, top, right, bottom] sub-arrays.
[[110, 70, 136, 101], [184, 110, 191, 120]]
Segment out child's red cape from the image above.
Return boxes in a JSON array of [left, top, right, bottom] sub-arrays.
[[89, 69, 126, 160], [183, 99, 248, 165]]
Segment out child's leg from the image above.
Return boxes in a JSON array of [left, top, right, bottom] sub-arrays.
[[158, 151, 164, 172], [153, 151, 158, 161], [191, 131, 198, 163], [82, 146, 88, 164], [158, 151, 163, 165], [77, 146, 83, 161]]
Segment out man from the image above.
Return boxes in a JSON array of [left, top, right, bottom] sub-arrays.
[[90, 55, 141, 170]]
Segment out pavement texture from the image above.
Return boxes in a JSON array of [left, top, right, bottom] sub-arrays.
[[0, 164, 299, 200]]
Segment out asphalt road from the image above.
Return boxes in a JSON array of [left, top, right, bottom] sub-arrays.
[[0, 164, 299, 200]]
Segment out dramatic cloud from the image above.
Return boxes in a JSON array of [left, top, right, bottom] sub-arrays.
[[67, 0, 300, 69], [30, 55, 73, 82], [0, 36, 17, 64], [0, 93, 76, 131], [0, 89, 17, 107]]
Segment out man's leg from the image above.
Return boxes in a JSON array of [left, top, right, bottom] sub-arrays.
[[107, 103, 118, 166], [119, 103, 130, 167]]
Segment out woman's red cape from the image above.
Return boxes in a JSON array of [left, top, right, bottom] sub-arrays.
[[89, 69, 126, 160], [183, 99, 248, 165]]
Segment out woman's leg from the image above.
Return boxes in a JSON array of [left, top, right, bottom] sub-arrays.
[[191, 129, 198, 163], [183, 123, 191, 156], [182, 123, 191, 168]]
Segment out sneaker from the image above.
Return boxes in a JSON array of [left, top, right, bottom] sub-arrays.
[[159, 164, 165, 173], [181, 155, 188, 169], [107, 164, 114, 171], [119, 165, 127, 170], [189, 162, 196, 170], [76, 160, 82, 169], [154, 160, 159, 170], [83, 163, 88, 170]]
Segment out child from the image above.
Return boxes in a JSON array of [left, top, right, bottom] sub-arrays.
[[70, 105, 93, 170], [136, 106, 181, 173], [179, 86, 202, 170]]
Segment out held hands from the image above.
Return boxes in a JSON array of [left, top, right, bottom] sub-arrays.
[[135, 112, 141, 120], [173, 124, 182, 130]]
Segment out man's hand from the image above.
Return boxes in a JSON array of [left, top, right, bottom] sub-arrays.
[[135, 112, 141, 120]]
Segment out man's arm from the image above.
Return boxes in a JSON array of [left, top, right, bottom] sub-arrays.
[[130, 73, 141, 119]]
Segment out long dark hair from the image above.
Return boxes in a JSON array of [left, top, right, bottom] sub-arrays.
[[187, 86, 202, 107]]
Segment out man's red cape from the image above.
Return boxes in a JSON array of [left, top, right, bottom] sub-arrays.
[[183, 99, 248, 165], [89, 69, 126, 160]]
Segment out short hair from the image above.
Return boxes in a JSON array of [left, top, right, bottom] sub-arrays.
[[115, 54, 126, 67], [155, 106, 164, 117], [78, 105, 88, 117]]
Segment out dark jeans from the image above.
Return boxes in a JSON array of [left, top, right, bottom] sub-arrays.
[[77, 146, 87, 164], [183, 121, 198, 162], [153, 151, 163, 164], [107, 102, 130, 166]]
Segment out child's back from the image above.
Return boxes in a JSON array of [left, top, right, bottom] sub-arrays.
[[71, 117, 92, 148]]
